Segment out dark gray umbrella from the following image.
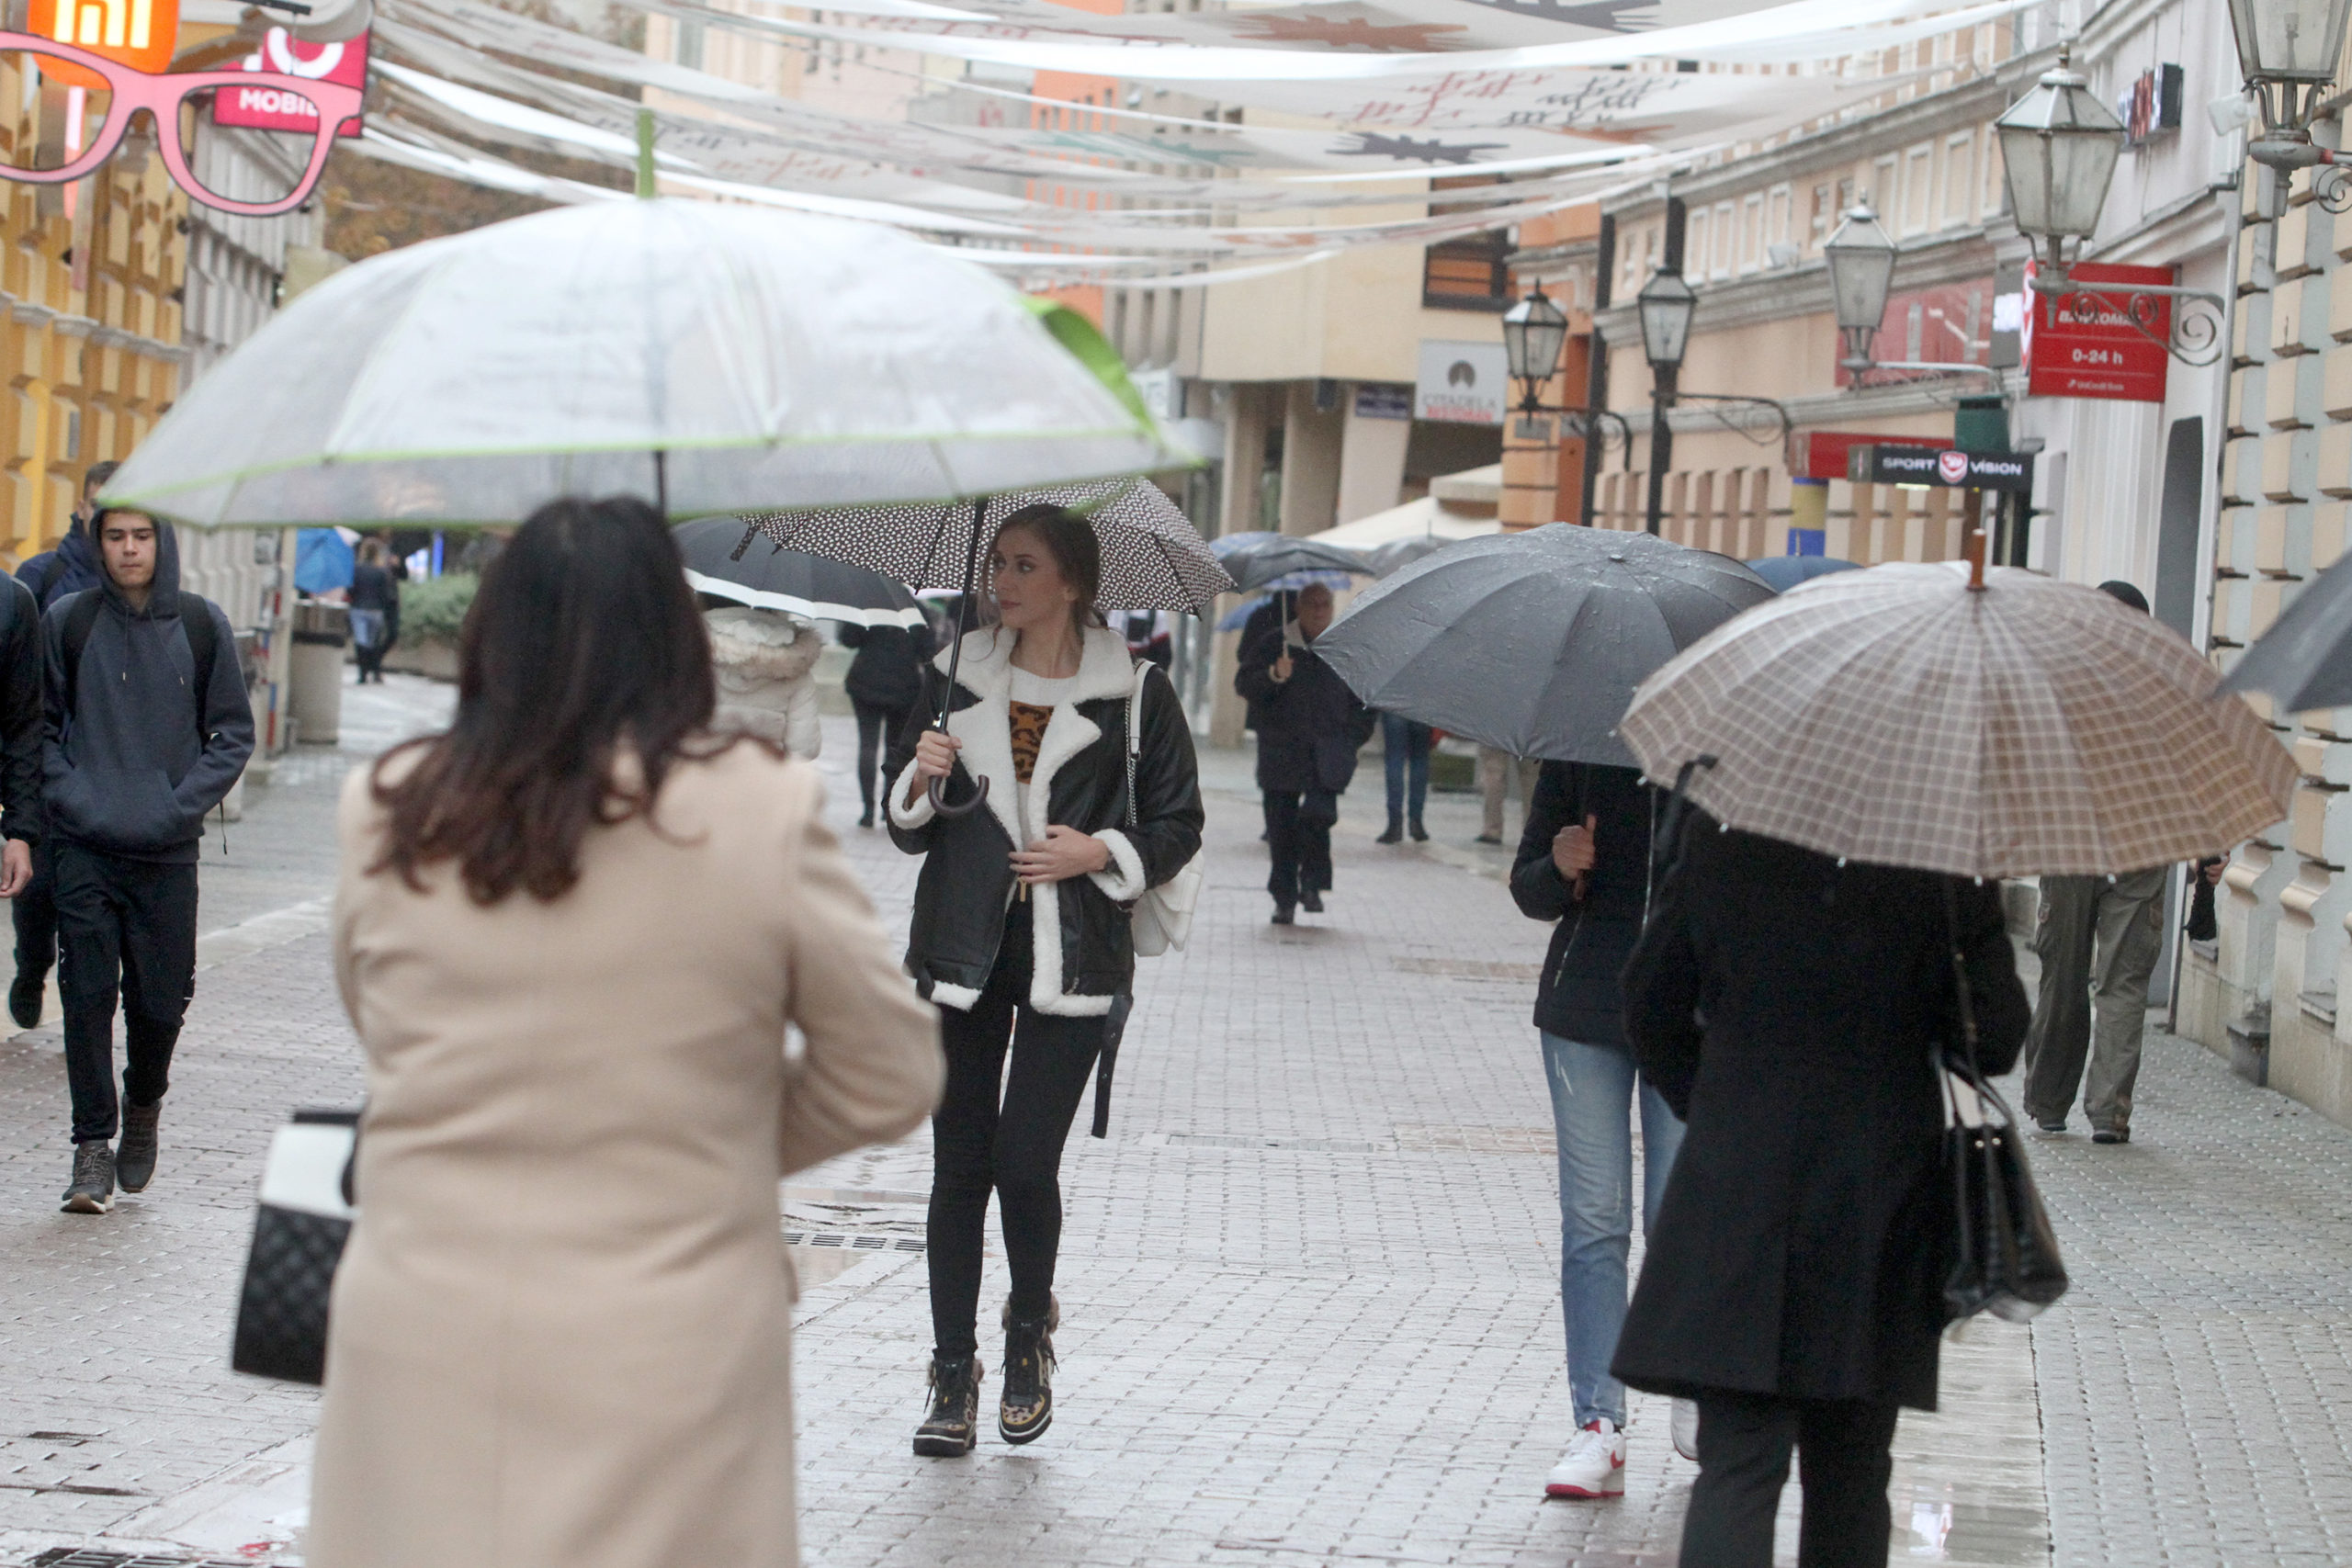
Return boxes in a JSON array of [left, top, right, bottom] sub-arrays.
[[1209, 531, 1372, 593], [1317, 525, 1776, 767], [675, 517, 925, 627], [2222, 550, 2352, 713], [1366, 535, 1465, 578]]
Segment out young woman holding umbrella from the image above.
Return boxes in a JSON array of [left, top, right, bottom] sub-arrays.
[[887, 503, 1204, 1456]]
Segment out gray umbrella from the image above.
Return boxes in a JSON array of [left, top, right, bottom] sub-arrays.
[[674, 517, 924, 627], [1316, 525, 1776, 767], [1209, 531, 1373, 593], [2222, 549, 2352, 713]]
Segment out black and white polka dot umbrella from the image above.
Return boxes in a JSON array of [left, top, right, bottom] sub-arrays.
[[747, 479, 1234, 615]]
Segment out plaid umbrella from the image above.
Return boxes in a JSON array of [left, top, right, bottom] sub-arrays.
[[1618, 562, 2299, 878], [748, 479, 1232, 614]]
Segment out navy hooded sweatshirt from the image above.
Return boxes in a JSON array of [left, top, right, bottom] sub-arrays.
[[41, 519, 254, 863]]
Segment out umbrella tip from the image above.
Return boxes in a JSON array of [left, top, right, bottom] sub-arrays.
[[1963, 527, 1987, 592]]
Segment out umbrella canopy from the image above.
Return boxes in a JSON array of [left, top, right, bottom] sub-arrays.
[[2221, 549, 2352, 713], [1365, 535, 1464, 578], [100, 200, 1184, 528], [674, 516, 923, 628], [1209, 532, 1372, 594], [1216, 571, 1360, 630], [1316, 525, 1775, 767], [1744, 555, 1863, 592], [752, 479, 1233, 614], [1619, 563, 2299, 879]]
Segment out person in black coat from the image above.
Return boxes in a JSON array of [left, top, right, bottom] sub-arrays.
[[839, 619, 930, 829], [1510, 761, 1687, 1498], [887, 505, 1203, 1459], [1232, 583, 1374, 925], [1614, 816, 2030, 1568]]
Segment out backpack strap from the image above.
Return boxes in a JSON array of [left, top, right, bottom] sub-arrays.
[[61, 590, 218, 735]]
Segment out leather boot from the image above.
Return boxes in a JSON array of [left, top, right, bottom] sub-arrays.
[[912, 1354, 983, 1457], [62, 1140, 113, 1214], [1000, 1295, 1058, 1445]]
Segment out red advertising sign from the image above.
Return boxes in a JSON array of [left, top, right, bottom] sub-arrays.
[[1786, 429, 1946, 480], [2021, 261, 2171, 403], [213, 28, 367, 139]]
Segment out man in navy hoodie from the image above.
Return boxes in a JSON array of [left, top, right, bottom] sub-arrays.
[[49, 509, 253, 1213]]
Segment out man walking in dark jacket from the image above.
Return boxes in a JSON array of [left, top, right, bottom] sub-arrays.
[[1511, 760, 1689, 1497], [51, 510, 254, 1213], [11, 459, 112, 1025], [1234, 584, 1374, 925]]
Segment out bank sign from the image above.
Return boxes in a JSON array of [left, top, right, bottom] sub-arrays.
[[1848, 445, 2035, 493], [2019, 261, 2171, 403]]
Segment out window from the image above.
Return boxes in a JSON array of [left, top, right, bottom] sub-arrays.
[[1984, 121, 2005, 215], [1810, 183, 1833, 244], [1944, 131, 1975, 227], [1903, 144, 1933, 234], [1421, 231, 1510, 310], [1768, 185, 1792, 248], [1871, 157, 1897, 225], [1740, 193, 1763, 274], [1687, 207, 1709, 277], [1712, 199, 1734, 278]]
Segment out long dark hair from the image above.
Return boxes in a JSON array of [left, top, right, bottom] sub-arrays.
[[370, 496, 725, 905], [990, 503, 1105, 630]]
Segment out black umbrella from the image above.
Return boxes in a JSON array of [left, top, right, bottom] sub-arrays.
[[1316, 525, 1776, 768], [1208, 531, 1373, 593], [2222, 549, 2352, 713], [673, 517, 924, 627]]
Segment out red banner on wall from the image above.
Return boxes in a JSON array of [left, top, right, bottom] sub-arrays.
[[2021, 261, 2171, 403]]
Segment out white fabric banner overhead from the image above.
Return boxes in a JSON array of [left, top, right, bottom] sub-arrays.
[[602, 0, 2031, 80]]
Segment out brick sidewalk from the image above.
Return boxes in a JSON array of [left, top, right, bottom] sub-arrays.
[[0, 707, 2347, 1566]]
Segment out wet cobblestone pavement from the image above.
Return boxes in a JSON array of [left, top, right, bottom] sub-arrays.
[[0, 699, 2347, 1564]]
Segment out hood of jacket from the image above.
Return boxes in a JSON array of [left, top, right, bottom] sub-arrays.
[[96, 512, 181, 615]]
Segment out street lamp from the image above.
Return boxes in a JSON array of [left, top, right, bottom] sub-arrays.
[[1993, 45, 2124, 289], [1823, 201, 1896, 373], [1636, 268, 1696, 371], [1989, 44, 2225, 365], [1634, 269, 1691, 536], [2225, 0, 2352, 175], [1501, 286, 1570, 402]]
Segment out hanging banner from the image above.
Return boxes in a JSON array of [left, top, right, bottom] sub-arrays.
[[216, 28, 369, 139], [2020, 261, 2172, 404], [26, 0, 179, 90]]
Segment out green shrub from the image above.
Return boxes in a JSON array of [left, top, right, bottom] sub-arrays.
[[399, 572, 477, 645]]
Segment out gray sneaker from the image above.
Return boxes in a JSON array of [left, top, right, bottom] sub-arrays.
[[62, 1141, 114, 1214], [117, 1101, 161, 1193]]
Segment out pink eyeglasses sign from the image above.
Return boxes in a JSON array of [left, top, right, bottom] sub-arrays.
[[0, 31, 363, 216], [212, 26, 367, 140]]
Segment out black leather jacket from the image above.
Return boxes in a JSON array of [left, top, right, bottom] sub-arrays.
[[887, 626, 1204, 1018]]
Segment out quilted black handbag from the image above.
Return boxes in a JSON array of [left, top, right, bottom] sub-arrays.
[[231, 1107, 360, 1385], [1939, 886, 2068, 1324]]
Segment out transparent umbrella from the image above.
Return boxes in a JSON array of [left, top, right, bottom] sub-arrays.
[[98, 198, 1184, 528]]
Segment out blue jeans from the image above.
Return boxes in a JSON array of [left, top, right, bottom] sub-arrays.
[[1541, 1031, 1685, 1428], [1382, 713, 1431, 828]]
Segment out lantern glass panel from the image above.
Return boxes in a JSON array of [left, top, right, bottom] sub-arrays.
[[2230, 0, 2352, 82], [1501, 291, 1570, 384], [1823, 206, 1896, 333], [1637, 271, 1695, 370]]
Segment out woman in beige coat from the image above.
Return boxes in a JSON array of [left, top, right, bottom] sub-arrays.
[[308, 497, 942, 1568]]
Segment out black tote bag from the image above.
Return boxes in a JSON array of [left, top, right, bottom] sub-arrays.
[[1939, 884, 2069, 1325]]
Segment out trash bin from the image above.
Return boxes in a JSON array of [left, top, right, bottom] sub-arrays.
[[288, 600, 348, 745]]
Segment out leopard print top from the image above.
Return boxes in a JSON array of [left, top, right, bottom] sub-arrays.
[[1009, 701, 1053, 784]]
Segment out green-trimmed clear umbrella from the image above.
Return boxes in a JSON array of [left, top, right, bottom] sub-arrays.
[[98, 199, 1184, 528]]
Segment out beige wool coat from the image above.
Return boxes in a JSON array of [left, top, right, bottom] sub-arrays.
[[308, 743, 942, 1568]]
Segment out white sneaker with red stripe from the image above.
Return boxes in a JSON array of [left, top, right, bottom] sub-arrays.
[[1544, 1417, 1625, 1498]]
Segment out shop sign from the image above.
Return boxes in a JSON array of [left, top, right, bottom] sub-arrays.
[[1848, 444, 2034, 493], [1354, 383, 1412, 421], [2021, 261, 2171, 403], [28, 0, 178, 89], [215, 28, 368, 139], [1786, 429, 1945, 480], [1415, 340, 1506, 426]]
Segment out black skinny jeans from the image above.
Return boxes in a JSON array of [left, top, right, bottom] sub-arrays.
[[853, 699, 912, 821], [1680, 1393, 1902, 1568], [928, 913, 1104, 1358], [55, 844, 198, 1145], [13, 835, 55, 980]]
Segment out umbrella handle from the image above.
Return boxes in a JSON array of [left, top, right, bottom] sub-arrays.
[[929, 769, 990, 818]]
